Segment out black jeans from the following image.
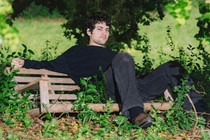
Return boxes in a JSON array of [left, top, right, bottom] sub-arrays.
[[105, 53, 204, 119]]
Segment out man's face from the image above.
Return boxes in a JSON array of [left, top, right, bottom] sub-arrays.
[[87, 22, 110, 47]]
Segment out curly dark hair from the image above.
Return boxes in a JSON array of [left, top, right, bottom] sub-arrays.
[[86, 12, 111, 32]]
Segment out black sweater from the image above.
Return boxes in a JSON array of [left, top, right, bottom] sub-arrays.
[[23, 45, 118, 83]]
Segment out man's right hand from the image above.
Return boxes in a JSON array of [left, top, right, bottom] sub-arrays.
[[11, 58, 24, 69]]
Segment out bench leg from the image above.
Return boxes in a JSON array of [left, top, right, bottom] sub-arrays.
[[39, 79, 50, 113]]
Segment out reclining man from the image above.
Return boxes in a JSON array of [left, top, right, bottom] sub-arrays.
[[11, 12, 208, 128]]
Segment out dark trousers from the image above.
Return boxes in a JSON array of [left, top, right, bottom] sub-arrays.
[[105, 53, 204, 119]]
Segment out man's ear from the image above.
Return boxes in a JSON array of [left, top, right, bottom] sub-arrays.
[[86, 29, 91, 36]]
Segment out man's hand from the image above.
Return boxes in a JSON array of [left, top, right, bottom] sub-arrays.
[[11, 58, 24, 69]]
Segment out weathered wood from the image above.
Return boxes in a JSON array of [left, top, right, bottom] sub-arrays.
[[42, 102, 173, 113], [14, 78, 41, 92], [164, 89, 174, 101], [14, 76, 75, 84], [7, 67, 174, 116], [50, 85, 80, 91], [49, 94, 77, 100], [14, 68, 68, 76], [39, 78, 50, 112]]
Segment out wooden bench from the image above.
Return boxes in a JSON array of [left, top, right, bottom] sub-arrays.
[[6, 67, 174, 115]]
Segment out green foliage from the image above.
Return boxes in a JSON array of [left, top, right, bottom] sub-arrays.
[[151, 78, 194, 134], [73, 76, 107, 111], [6, 131, 19, 140], [0, 0, 19, 51], [41, 118, 72, 139], [56, 0, 170, 50], [166, 0, 192, 25], [0, 44, 34, 128], [196, 1, 210, 45], [9, 44, 35, 59], [72, 76, 203, 139], [19, 1, 62, 19], [0, 68, 32, 128], [40, 40, 59, 60], [133, 34, 153, 74], [42, 119, 59, 137], [134, 26, 204, 75], [201, 129, 210, 140], [73, 76, 109, 124]]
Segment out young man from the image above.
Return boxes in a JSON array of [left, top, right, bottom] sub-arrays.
[[11, 12, 207, 128]]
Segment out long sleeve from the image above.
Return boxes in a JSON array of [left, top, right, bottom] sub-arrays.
[[23, 54, 70, 74]]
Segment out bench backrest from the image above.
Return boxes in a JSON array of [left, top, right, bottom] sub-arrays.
[[6, 67, 80, 101]]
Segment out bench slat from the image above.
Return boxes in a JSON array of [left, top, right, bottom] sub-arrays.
[[14, 77, 40, 83], [50, 85, 80, 91], [14, 76, 75, 84], [15, 78, 41, 92], [49, 94, 77, 100], [15, 68, 68, 76], [16, 84, 80, 91]]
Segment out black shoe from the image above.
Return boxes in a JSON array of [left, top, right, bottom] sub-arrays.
[[131, 112, 154, 128]]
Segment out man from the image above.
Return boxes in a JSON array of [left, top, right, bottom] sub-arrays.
[[11, 12, 207, 128]]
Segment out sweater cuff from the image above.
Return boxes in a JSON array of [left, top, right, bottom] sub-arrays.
[[23, 59, 30, 68]]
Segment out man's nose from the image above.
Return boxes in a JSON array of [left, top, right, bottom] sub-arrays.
[[102, 30, 108, 35]]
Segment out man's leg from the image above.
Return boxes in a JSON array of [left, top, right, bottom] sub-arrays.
[[136, 61, 206, 112], [105, 53, 153, 128]]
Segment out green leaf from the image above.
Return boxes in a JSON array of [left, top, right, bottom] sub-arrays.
[[45, 113, 52, 119], [77, 91, 85, 98], [86, 89, 97, 94], [87, 84, 96, 89], [80, 79, 87, 86], [115, 116, 128, 125], [22, 44, 27, 49], [85, 95, 94, 102], [28, 49, 35, 54]]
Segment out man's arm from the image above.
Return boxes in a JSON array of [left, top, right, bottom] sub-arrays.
[[11, 55, 70, 74]]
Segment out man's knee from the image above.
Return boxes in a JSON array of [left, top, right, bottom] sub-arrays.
[[113, 52, 133, 64], [165, 60, 185, 74]]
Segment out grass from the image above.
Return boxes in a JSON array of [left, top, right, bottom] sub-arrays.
[[13, 17, 76, 59], [138, 11, 200, 49]]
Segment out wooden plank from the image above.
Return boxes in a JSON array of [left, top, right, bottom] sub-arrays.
[[14, 76, 75, 84], [50, 85, 80, 91], [15, 84, 39, 90], [42, 102, 173, 113], [15, 68, 68, 76], [48, 78, 75, 84], [49, 94, 77, 100], [14, 76, 41, 83], [15, 78, 41, 92], [144, 102, 173, 111], [15, 84, 80, 92]]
